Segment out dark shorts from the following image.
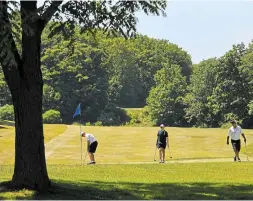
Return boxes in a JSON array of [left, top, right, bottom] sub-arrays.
[[231, 140, 241, 152], [157, 143, 166, 149], [89, 141, 98, 153]]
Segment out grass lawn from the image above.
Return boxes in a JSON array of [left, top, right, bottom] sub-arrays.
[[44, 126, 253, 164], [1, 125, 253, 164], [0, 124, 67, 165], [1, 125, 253, 199], [0, 163, 253, 200]]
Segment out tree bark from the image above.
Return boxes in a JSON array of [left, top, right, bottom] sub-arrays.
[[0, 0, 62, 191], [10, 1, 50, 191], [11, 34, 50, 192]]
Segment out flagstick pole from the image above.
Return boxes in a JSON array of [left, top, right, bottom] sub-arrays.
[[80, 109, 82, 165]]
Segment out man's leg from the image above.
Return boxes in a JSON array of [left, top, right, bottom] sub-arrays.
[[162, 148, 165, 162], [237, 141, 241, 161], [159, 148, 163, 162], [88, 141, 97, 164], [232, 141, 237, 161], [88, 152, 95, 161]]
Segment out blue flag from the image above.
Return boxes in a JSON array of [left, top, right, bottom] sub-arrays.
[[73, 103, 81, 118]]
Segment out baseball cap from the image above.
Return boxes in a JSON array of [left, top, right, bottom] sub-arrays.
[[160, 124, 165, 128], [80, 131, 85, 136], [230, 120, 237, 124]]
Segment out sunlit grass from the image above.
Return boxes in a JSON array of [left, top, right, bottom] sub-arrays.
[[45, 126, 253, 164], [0, 124, 67, 165]]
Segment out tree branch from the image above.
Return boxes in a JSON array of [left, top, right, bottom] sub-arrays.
[[0, 0, 22, 89], [39, 0, 63, 31]]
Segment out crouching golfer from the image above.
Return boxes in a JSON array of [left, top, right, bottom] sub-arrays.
[[81, 131, 98, 165], [227, 120, 247, 162], [156, 124, 168, 163]]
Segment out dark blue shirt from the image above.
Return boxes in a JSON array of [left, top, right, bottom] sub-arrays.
[[157, 129, 168, 145]]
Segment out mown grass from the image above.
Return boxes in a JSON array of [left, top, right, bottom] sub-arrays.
[[44, 126, 253, 164], [0, 163, 253, 200], [0, 124, 67, 164], [1, 125, 253, 164]]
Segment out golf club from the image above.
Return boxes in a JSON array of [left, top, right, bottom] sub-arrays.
[[168, 146, 172, 158], [153, 146, 157, 161], [83, 151, 88, 164], [245, 142, 249, 161]]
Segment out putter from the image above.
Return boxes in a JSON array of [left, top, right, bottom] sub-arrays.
[[153, 146, 157, 161], [83, 152, 88, 164], [168, 146, 172, 158], [245, 143, 249, 161]]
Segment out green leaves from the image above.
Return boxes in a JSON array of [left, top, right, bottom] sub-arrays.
[[146, 64, 187, 126], [47, 1, 167, 40]]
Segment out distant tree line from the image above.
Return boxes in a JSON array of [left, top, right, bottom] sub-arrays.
[[0, 27, 252, 128]]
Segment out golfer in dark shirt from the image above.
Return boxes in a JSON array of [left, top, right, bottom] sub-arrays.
[[156, 124, 168, 163]]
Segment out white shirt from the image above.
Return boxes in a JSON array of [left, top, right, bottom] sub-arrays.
[[228, 126, 243, 140], [85, 133, 96, 144]]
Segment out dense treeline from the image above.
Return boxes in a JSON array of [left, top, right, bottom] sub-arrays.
[[184, 43, 253, 128], [0, 27, 252, 128]]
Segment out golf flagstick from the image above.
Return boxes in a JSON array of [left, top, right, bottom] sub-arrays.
[[80, 116, 82, 165], [73, 103, 82, 165]]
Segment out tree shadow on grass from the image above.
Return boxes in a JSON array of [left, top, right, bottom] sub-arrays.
[[1, 180, 253, 200]]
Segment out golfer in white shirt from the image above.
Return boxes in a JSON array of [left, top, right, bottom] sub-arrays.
[[227, 120, 247, 162], [81, 131, 98, 164]]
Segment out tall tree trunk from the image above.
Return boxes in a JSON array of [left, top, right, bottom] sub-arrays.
[[11, 83, 50, 190], [0, 0, 62, 191], [11, 2, 50, 190], [11, 33, 50, 191]]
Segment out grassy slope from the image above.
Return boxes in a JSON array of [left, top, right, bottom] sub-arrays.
[[0, 124, 67, 164], [0, 163, 253, 199]]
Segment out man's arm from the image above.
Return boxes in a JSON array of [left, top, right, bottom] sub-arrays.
[[165, 131, 169, 148], [241, 133, 247, 143], [87, 141, 90, 151], [227, 129, 230, 145], [227, 136, 229, 145]]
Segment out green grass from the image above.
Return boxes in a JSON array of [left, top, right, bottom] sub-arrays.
[[1, 125, 253, 199], [0, 124, 67, 165], [0, 163, 253, 199], [42, 126, 253, 164], [1, 125, 253, 165]]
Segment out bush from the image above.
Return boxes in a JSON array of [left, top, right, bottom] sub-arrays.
[[43, 110, 62, 124], [94, 121, 103, 126], [97, 103, 129, 126], [0, 104, 14, 121], [221, 122, 232, 129], [85, 122, 92, 126], [124, 107, 154, 126]]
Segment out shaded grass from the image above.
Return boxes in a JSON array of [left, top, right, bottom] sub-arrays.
[[0, 163, 253, 199]]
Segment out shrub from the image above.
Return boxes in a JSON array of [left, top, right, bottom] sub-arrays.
[[85, 122, 92, 126], [94, 121, 103, 126], [98, 103, 129, 126], [0, 104, 14, 121], [43, 110, 62, 124]]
